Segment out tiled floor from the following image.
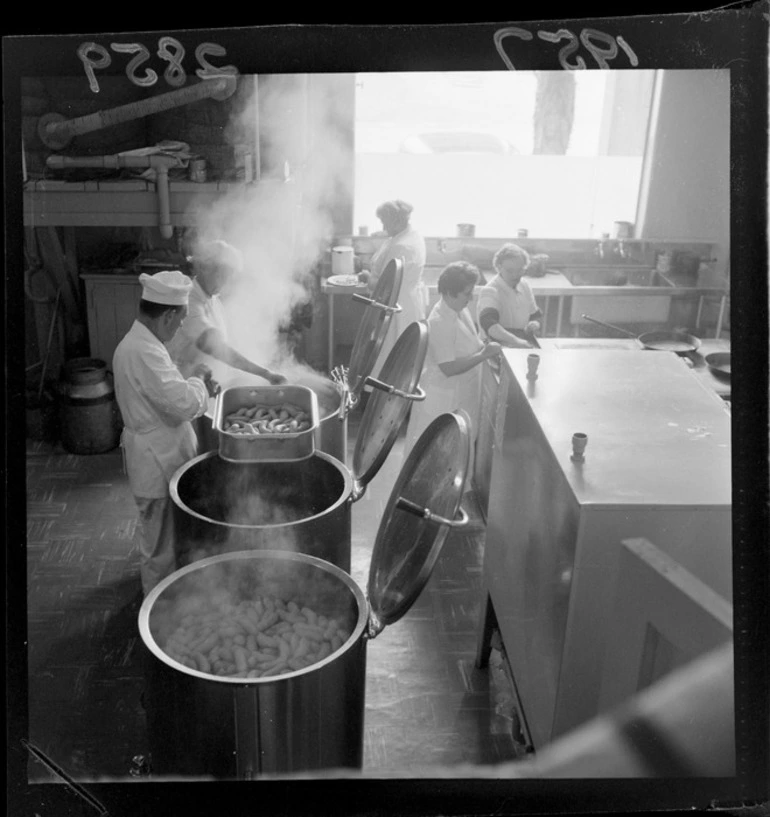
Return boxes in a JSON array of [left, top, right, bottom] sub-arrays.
[[25, 412, 517, 782]]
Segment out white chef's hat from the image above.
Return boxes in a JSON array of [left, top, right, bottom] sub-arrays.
[[139, 271, 193, 306]]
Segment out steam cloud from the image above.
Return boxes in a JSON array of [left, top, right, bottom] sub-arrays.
[[185, 74, 352, 387]]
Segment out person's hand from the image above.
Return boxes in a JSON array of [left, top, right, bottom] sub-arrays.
[[483, 342, 503, 359], [204, 376, 221, 398], [525, 320, 541, 336], [266, 371, 287, 386], [191, 363, 212, 381], [357, 270, 371, 285]]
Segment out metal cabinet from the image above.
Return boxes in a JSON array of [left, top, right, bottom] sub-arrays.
[[477, 349, 732, 749], [472, 360, 500, 519], [81, 274, 142, 366]]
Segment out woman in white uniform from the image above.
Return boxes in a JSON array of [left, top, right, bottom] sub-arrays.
[[364, 200, 428, 375], [167, 239, 285, 449], [112, 271, 219, 595], [168, 240, 285, 385], [403, 262, 502, 471]]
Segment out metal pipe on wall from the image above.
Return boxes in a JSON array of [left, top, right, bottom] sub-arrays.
[[37, 76, 238, 150], [46, 154, 182, 239]]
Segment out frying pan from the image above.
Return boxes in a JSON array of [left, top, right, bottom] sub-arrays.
[[581, 315, 701, 355], [704, 352, 731, 379]]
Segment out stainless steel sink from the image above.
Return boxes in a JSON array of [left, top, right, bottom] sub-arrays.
[[561, 267, 673, 288], [562, 266, 675, 325]]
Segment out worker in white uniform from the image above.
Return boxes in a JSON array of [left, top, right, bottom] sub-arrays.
[[167, 239, 286, 449], [476, 243, 543, 348], [361, 200, 428, 376], [403, 261, 502, 473], [168, 239, 286, 385], [113, 271, 219, 595]]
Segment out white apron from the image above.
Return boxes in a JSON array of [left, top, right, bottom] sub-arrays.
[[404, 302, 484, 459], [369, 226, 428, 377], [113, 321, 208, 499]]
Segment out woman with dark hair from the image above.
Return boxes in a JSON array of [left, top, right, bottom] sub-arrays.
[[403, 261, 502, 463], [363, 199, 428, 373]]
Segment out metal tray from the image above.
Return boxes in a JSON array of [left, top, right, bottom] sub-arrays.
[[213, 385, 319, 463]]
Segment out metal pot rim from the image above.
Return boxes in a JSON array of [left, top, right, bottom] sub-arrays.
[[138, 549, 370, 685], [169, 449, 354, 530]]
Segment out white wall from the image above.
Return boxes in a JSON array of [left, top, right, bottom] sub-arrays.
[[637, 70, 730, 275]]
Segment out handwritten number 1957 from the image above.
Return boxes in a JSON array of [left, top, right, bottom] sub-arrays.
[[494, 26, 639, 70]]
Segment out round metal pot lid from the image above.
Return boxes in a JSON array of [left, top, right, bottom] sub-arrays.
[[346, 258, 403, 398], [366, 410, 471, 634], [351, 321, 429, 491]]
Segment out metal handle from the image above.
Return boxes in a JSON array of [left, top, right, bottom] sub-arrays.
[[351, 293, 403, 314], [581, 314, 638, 338], [365, 377, 426, 402], [396, 497, 469, 528]]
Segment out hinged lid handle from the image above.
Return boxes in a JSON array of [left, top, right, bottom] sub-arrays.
[[351, 292, 403, 314], [365, 377, 426, 402], [396, 497, 469, 529]]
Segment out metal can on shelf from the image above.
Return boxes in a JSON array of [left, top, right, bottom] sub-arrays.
[[189, 157, 207, 183]]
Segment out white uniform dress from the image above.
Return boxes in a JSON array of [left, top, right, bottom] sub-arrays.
[[403, 298, 485, 466], [166, 278, 228, 382], [113, 320, 208, 594], [166, 277, 229, 447], [476, 273, 538, 339], [369, 226, 428, 376]]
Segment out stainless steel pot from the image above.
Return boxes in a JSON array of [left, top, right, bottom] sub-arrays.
[[141, 411, 472, 779], [315, 385, 347, 464], [139, 550, 368, 778], [170, 322, 430, 574], [170, 449, 358, 572]]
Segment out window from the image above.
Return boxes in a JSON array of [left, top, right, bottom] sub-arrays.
[[354, 70, 655, 238]]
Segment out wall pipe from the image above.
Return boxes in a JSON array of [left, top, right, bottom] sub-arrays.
[[38, 75, 237, 150], [46, 153, 183, 239]]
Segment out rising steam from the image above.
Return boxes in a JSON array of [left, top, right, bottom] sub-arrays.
[[185, 74, 353, 383]]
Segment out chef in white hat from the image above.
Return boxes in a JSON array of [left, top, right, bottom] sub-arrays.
[[113, 270, 219, 595]]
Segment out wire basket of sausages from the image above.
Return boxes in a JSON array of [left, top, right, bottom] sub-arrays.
[[213, 385, 319, 463]]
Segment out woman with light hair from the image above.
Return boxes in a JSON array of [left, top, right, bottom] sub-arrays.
[[363, 199, 428, 373], [476, 243, 542, 348]]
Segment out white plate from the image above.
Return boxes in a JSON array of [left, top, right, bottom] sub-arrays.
[[327, 274, 361, 287]]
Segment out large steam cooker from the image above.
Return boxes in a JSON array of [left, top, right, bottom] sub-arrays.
[[170, 320, 428, 573], [140, 411, 471, 778], [312, 256, 404, 464]]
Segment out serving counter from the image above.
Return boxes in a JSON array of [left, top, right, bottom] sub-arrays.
[[476, 348, 731, 749]]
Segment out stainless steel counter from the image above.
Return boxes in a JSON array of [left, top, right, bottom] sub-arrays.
[[477, 348, 732, 749], [537, 337, 731, 400]]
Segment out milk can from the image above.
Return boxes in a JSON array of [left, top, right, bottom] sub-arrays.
[[58, 358, 121, 454], [139, 411, 472, 779]]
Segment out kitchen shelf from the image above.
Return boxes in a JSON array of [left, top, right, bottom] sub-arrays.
[[23, 180, 255, 229]]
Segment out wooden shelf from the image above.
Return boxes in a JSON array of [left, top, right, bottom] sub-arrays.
[[23, 180, 255, 229]]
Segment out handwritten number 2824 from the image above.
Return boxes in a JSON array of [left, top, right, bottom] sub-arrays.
[[77, 38, 237, 94], [495, 26, 639, 70]]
